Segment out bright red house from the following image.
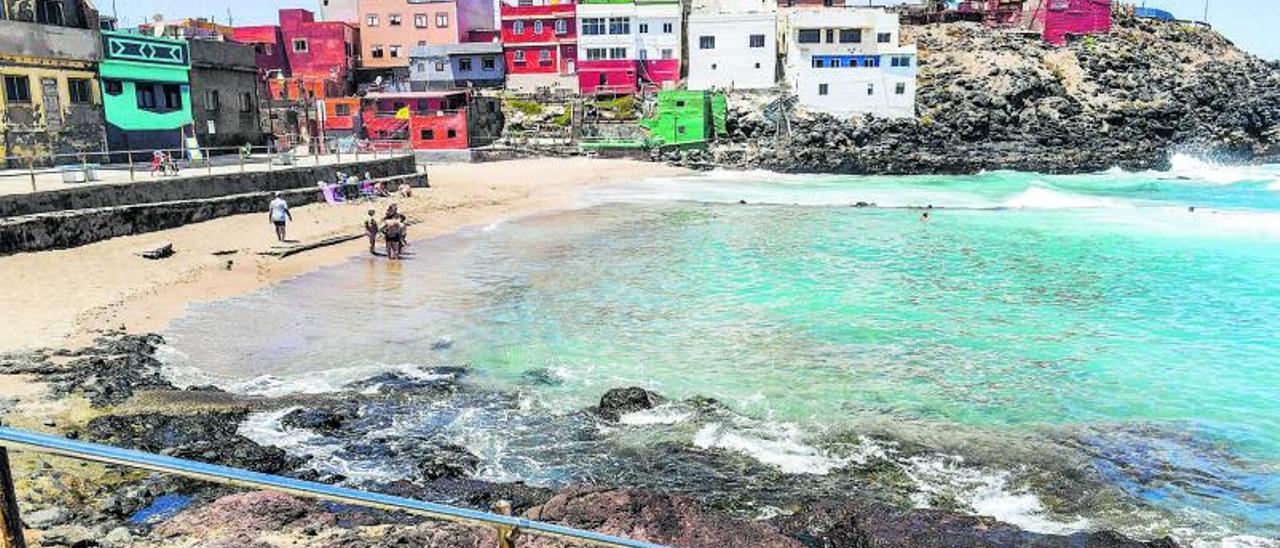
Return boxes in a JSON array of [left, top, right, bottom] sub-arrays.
[[500, 0, 579, 90], [1034, 0, 1112, 45], [233, 9, 358, 100], [360, 91, 504, 150]]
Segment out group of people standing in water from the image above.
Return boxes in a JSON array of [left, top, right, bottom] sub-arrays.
[[366, 204, 409, 260]]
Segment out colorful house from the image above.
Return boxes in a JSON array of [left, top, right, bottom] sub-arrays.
[[359, 90, 503, 150], [639, 90, 727, 147], [782, 7, 917, 119], [233, 9, 358, 101], [576, 0, 681, 95], [1033, 0, 1111, 45], [99, 31, 194, 155], [687, 0, 777, 91], [0, 0, 104, 165], [319, 0, 360, 23], [409, 42, 505, 90], [356, 0, 498, 82], [189, 40, 266, 149], [500, 0, 579, 92]]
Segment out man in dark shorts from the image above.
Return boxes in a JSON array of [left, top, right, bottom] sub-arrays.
[[269, 192, 292, 242]]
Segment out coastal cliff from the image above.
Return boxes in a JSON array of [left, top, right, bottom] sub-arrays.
[[669, 12, 1280, 174]]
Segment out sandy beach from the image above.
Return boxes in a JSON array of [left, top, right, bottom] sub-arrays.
[[0, 158, 690, 354]]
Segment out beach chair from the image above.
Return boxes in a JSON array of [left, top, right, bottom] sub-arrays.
[[321, 184, 345, 205]]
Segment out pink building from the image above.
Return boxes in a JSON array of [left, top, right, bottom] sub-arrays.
[[1034, 0, 1111, 45], [357, 0, 498, 75], [233, 9, 358, 100]]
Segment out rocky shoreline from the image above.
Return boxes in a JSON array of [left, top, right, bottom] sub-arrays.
[[659, 13, 1280, 175], [0, 334, 1183, 547]]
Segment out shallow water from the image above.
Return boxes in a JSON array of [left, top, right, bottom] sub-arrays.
[[163, 156, 1280, 545]]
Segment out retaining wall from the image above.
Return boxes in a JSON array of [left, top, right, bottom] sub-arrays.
[[0, 172, 427, 255], [0, 156, 416, 219]]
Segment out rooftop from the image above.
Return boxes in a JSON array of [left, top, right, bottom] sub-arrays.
[[410, 42, 504, 58]]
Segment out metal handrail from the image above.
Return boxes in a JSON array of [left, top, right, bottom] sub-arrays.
[[0, 427, 664, 548]]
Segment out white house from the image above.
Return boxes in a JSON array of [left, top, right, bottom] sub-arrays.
[[687, 0, 777, 90], [634, 0, 682, 84], [783, 7, 917, 118]]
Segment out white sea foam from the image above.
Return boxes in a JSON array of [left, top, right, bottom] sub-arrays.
[[1192, 536, 1280, 548], [898, 454, 1090, 536], [1162, 154, 1265, 186], [618, 406, 694, 426], [164, 357, 455, 397], [239, 407, 409, 483], [1002, 186, 1133, 209], [692, 423, 847, 475]]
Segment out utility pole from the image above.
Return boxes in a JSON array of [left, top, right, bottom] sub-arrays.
[[1203, 0, 1209, 23]]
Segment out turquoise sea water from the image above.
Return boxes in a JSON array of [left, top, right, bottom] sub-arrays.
[[163, 156, 1280, 545]]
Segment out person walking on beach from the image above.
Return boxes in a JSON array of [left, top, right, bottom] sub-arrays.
[[364, 209, 380, 255], [269, 192, 293, 242], [382, 214, 405, 260]]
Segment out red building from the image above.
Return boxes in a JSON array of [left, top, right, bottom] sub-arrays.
[[233, 9, 358, 100], [577, 60, 638, 95], [359, 91, 504, 150], [1035, 0, 1111, 45], [500, 0, 578, 91], [956, 0, 1111, 44]]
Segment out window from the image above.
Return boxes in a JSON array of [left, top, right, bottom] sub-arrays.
[[661, 48, 673, 59], [755, 62, 761, 69], [867, 83, 875, 96], [1049, 0, 1069, 9], [662, 22, 673, 33], [825, 29, 834, 43], [264, 44, 275, 55], [877, 32, 891, 43], [253, 43, 266, 54], [390, 45, 401, 58], [436, 12, 449, 28], [68, 78, 92, 104], [639, 23, 648, 33], [818, 83, 828, 96], [891, 56, 911, 67], [534, 20, 544, 34], [37, 0, 64, 25], [607, 17, 630, 35], [435, 61, 446, 71], [366, 14, 378, 26], [103, 79, 123, 95], [371, 45, 384, 58], [711, 63, 717, 70], [136, 84, 156, 108], [513, 21, 524, 35], [609, 47, 626, 59], [699, 36, 715, 50], [293, 39, 308, 53], [389, 14, 402, 26], [447, 129, 457, 139], [582, 18, 605, 35], [162, 84, 182, 109], [540, 49, 552, 63], [812, 58, 825, 68], [336, 104, 352, 117], [459, 57, 473, 71], [798, 29, 820, 44], [415, 14, 428, 28], [346, 43, 354, 56], [3, 75, 30, 103], [895, 82, 906, 95], [555, 19, 568, 35], [420, 129, 434, 140], [482, 56, 496, 70], [840, 29, 860, 43], [514, 50, 526, 62], [638, 49, 647, 60], [585, 48, 606, 61], [750, 34, 766, 48], [239, 92, 253, 112], [204, 90, 220, 111]]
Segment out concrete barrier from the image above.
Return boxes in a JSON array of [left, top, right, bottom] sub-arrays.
[[0, 157, 416, 219], [0, 172, 428, 255]]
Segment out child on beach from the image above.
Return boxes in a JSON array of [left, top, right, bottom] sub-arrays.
[[364, 209, 380, 255]]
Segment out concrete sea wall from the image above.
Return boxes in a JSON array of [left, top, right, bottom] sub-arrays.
[[0, 157, 416, 219]]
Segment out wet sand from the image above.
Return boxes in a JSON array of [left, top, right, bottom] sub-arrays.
[[0, 158, 690, 353]]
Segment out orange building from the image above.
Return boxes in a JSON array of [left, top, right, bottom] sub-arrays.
[[357, 0, 498, 78]]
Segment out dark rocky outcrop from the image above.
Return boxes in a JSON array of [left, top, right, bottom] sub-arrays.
[[525, 487, 805, 548], [590, 387, 665, 422], [772, 500, 1180, 548], [83, 411, 303, 475], [280, 404, 359, 434], [415, 444, 482, 482], [0, 333, 178, 407], [673, 13, 1280, 174]]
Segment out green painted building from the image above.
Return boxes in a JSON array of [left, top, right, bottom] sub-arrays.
[[99, 31, 193, 155], [639, 90, 728, 148]]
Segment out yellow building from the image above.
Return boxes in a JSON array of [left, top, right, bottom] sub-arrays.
[[0, 0, 105, 165]]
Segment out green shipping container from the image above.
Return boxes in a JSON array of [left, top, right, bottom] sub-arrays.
[[640, 90, 716, 148]]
